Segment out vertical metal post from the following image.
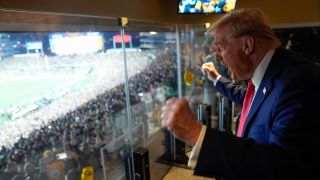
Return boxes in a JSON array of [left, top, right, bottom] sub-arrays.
[[142, 121, 146, 147], [120, 17, 135, 180], [176, 26, 182, 97], [218, 96, 224, 131], [171, 25, 182, 161], [100, 148, 107, 180]]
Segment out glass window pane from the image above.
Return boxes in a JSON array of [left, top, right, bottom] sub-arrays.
[[123, 23, 177, 179], [0, 10, 136, 180]]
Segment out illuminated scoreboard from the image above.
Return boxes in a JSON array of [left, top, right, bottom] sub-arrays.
[[49, 32, 104, 55]]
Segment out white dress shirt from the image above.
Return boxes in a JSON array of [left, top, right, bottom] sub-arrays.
[[188, 49, 275, 169]]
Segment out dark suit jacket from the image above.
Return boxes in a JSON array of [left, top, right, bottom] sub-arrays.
[[194, 49, 320, 180]]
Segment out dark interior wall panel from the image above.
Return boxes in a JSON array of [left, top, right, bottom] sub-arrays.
[[0, 0, 183, 23], [0, 0, 319, 26]]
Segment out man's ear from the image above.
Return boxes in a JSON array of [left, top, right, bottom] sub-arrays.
[[242, 35, 254, 55]]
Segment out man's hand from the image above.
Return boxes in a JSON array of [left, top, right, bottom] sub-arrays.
[[160, 98, 202, 146], [201, 62, 221, 81]]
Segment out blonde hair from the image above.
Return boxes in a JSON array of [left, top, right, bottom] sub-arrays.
[[208, 8, 281, 49]]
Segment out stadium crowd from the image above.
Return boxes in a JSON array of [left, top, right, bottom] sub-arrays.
[[0, 47, 177, 179]]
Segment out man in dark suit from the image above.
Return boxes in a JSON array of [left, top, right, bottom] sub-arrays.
[[161, 8, 320, 179]]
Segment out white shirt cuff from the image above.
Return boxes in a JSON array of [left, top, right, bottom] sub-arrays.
[[213, 75, 221, 86], [187, 125, 207, 169]]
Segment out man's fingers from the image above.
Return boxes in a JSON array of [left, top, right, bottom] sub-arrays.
[[160, 112, 174, 132], [201, 62, 214, 76], [202, 62, 213, 68], [161, 98, 189, 134], [162, 98, 178, 120], [161, 104, 171, 128], [161, 99, 178, 130]]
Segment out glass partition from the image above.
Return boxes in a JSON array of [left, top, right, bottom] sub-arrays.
[[121, 23, 178, 178], [0, 9, 178, 180]]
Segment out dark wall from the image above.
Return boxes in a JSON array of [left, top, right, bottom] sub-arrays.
[[274, 27, 320, 63]]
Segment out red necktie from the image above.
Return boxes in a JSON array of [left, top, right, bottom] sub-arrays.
[[237, 80, 255, 137]]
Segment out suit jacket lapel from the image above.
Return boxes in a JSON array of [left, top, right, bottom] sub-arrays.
[[241, 79, 273, 136], [241, 49, 284, 137]]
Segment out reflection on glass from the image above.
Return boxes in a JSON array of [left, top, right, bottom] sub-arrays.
[[183, 70, 195, 86]]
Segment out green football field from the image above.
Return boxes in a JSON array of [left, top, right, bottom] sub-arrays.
[[0, 75, 96, 128]]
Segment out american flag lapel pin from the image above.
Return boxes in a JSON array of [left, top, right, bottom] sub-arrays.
[[263, 87, 267, 94]]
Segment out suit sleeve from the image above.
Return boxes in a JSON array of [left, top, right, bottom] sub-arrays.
[[194, 128, 297, 179], [215, 76, 246, 105]]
